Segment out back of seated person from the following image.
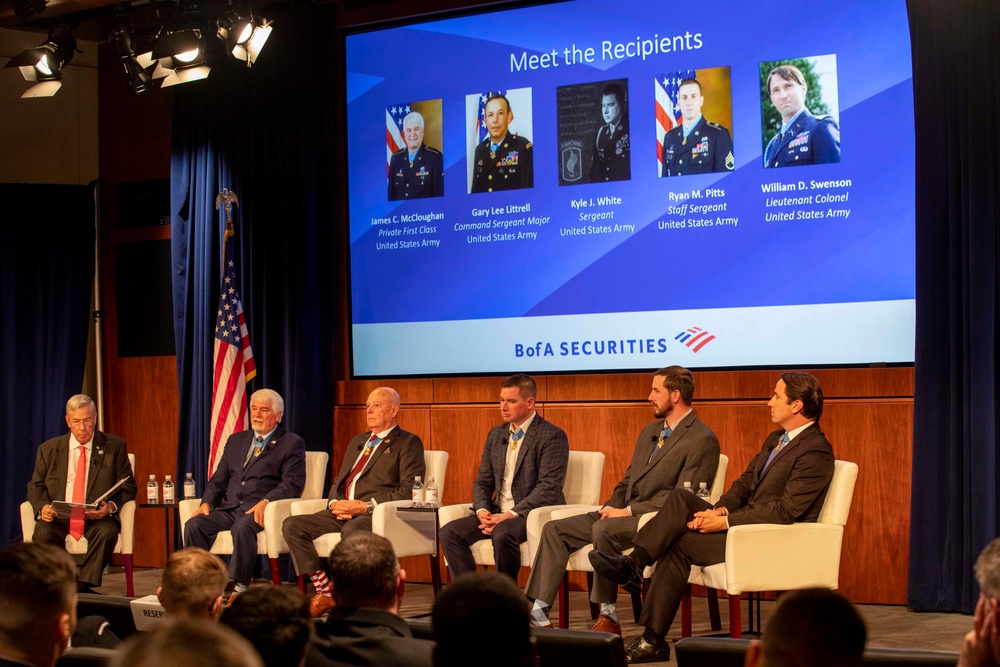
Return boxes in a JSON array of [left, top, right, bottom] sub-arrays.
[[745, 588, 866, 667], [432, 571, 535, 667], [0, 543, 78, 667], [112, 620, 262, 667], [221, 586, 311, 667], [156, 547, 228, 620]]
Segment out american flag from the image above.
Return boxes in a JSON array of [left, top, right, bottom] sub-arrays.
[[476, 90, 507, 143], [655, 70, 697, 173], [209, 223, 256, 476], [386, 102, 411, 175]]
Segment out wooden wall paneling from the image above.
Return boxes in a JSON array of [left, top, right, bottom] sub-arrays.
[[545, 373, 651, 402], [433, 376, 509, 404], [428, 406, 499, 504], [336, 379, 434, 405]]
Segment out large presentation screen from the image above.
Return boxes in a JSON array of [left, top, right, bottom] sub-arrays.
[[346, 0, 914, 377]]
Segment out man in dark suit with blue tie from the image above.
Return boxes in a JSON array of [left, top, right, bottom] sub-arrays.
[[440, 374, 570, 581], [184, 388, 306, 603], [590, 372, 835, 663]]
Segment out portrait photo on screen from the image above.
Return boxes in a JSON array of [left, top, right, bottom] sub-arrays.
[[656, 66, 734, 177], [387, 99, 444, 201], [760, 54, 841, 168], [466, 88, 534, 194], [556, 79, 630, 186]]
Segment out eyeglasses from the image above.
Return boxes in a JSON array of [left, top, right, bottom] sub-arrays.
[[69, 418, 95, 427]]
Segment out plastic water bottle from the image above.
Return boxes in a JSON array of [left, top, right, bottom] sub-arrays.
[[683, 481, 693, 493], [183, 472, 196, 500], [696, 482, 711, 501], [162, 475, 175, 504], [147, 475, 159, 504], [412, 476, 424, 508], [425, 477, 439, 509]]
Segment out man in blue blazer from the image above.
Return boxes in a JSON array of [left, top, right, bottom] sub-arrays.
[[440, 374, 569, 581], [184, 388, 306, 601]]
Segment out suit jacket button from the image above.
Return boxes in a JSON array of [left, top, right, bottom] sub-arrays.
[[241, 481, 246, 486]]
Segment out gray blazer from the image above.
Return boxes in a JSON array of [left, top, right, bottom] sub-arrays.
[[473, 414, 569, 515]]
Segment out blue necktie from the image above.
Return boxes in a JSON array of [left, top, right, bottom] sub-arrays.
[[760, 433, 790, 477]]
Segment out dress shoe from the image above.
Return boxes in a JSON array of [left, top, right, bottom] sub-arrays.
[[588, 551, 643, 595], [223, 590, 241, 608], [591, 614, 622, 636], [624, 636, 670, 663], [309, 593, 336, 618]]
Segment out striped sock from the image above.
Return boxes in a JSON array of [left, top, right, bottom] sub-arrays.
[[309, 570, 333, 598], [529, 599, 551, 627]]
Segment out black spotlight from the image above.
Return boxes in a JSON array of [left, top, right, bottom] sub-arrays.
[[110, 20, 153, 95], [4, 30, 77, 98], [218, 13, 272, 66], [148, 28, 210, 87]]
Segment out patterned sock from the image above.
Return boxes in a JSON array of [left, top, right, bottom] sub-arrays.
[[600, 603, 618, 624], [234, 583, 248, 593], [309, 570, 333, 598], [529, 599, 551, 627]]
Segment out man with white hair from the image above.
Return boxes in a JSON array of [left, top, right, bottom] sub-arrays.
[[185, 388, 306, 604], [960, 537, 1000, 667], [27, 394, 138, 592], [389, 111, 444, 200]]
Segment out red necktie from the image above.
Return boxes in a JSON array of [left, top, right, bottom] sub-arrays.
[[341, 435, 377, 499], [70, 445, 87, 539]]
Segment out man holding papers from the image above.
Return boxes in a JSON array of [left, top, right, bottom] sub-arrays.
[[27, 394, 137, 593]]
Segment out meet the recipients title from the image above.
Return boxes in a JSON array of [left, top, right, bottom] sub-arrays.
[[511, 32, 704, 72]]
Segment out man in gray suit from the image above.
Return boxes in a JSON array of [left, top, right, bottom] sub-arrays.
[[282, 386, 425, 617], [590, 372, 835, 663], [440, 374, 569, 581], [524, 366, 719, 634], [27, 394, 138, 592]]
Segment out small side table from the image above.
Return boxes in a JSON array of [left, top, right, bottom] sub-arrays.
[[140, 503, 178, 563], [396, 505, 442, 596]]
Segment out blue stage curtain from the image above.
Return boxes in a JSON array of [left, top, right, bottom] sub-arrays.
[[1, 183, 95, 546], [171, 5, 337, 495], [908, 0, 1000, 612]]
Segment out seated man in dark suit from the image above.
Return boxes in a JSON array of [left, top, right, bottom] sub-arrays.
[[306, 533, 433, 667], [184, 388, 306, 604], [745, 588, 866, 667], [0, 543, 78, 667], [281, 387, 425, 617], [591, 372, 835, 663], [439, 374, 570, 581], [27, 394, 138, 593], [525, 366, 720, 634]]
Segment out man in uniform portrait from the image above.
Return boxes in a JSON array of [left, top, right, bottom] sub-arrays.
[[589, 82, 630, 183], [662, 78, 734, 177], [471, 93, 533, 193], [388, 111, 444, 201], [763, 64, 841, 168]]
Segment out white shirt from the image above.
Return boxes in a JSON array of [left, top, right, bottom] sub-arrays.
[[337, 425, 395, 504], [64, 435, 92, 502]]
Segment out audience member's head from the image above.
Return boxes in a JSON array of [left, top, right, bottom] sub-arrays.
[[221, 586, 311, 667], [0, 542, 78, 667], [433, 572, 534, 667], [744, 588, 866, 667], [327, 532, 406, 612], [114, 620, 263, 667], [157, 547, 229, 620], [963, 537, 1000, 666]]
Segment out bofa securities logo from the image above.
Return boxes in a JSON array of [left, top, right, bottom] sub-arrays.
[[674, 327, 716, 353]]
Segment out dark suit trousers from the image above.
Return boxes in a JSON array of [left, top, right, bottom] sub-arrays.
[[184, 510, 264, 585], [281, 510, 373, 576], [33, 516, 119, 586], [633, 490, 726, 636], [439, 513, 527, 580], [525, 512, 640, 605]]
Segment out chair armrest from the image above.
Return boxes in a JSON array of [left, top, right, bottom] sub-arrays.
[[177, 499, 202, 546], [548, 505, 602, 522], [117, 500, 136, 553], [263, 498, 297, 558], [526, 504, 601, 564], [724, 523, 845, 594], [291, 498, 328, 516], [373, 501, 438, 559], [20, 501, 36, 541], [437, 503, 474, 527], [637, 511, 659, 529]]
